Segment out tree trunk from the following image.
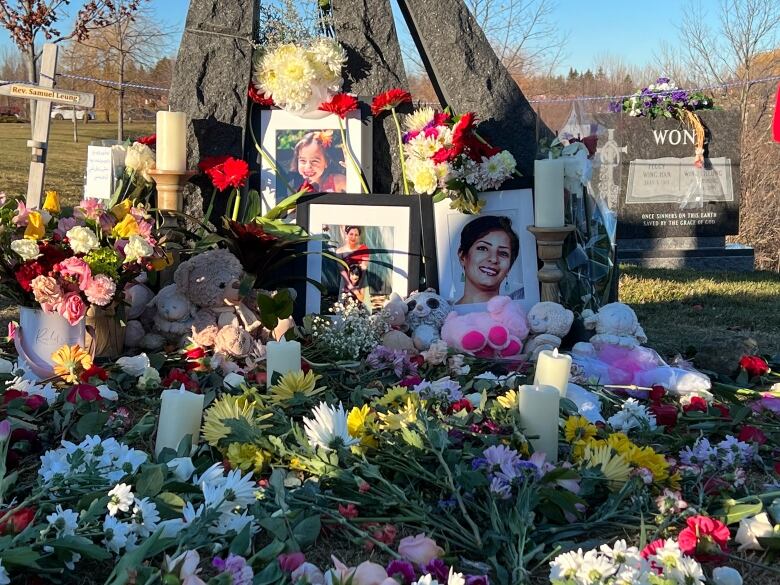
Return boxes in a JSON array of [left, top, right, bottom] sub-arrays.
[[23, 45, 37, 137], [72, 105, 79, 142], [117, 53, 125, 141]]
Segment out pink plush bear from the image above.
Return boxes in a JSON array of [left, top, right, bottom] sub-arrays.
[[441, 296, 530, 358]]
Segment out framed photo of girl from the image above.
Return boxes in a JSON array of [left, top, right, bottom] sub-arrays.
[[250, 108, 372, 212], [434, 188, 539, 315], [295, 194, 436, 316]]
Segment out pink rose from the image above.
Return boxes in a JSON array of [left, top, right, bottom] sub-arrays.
[[291, 563, 325, 585], [30, 275, 63, 312], [84, 274, 116, 306], [398, 533, 444, 566], [59, 292, 87, 325], [137, 219, 154, 239], [56, 257, 92, 290], [352, 561, 388, 585]]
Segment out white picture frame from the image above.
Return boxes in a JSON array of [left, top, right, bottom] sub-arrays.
[[256, 109, 370, 212], [434, 189, 539, 314]]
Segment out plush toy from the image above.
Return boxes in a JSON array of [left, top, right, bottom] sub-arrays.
[[124, 279, 155, 348], [377, 293, 416, 352], [575, 302, 647, 352], [404, 289, 451, 351], [441, 296, 529, 358], [523, 302, 575, 360], [173, 248, 261, 358], [137, 283, 197, 350]]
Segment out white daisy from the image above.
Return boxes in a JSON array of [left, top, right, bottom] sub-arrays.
[[303, 402, 360, 451], [107, 483, 134, 517], [131, 497, 160, 537], [102, 515, 130, 553], [549, 550, 584, 581], [45, 505, 79, 537]]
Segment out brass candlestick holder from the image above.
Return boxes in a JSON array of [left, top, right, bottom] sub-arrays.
[[150, 169, 196, 285], [528, 225, 575, 303]]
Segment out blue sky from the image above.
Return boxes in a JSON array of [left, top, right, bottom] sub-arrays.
[[0, 0, 705, 75]]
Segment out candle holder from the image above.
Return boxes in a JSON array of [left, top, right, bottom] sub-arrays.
[[149, 169, 197, 214], [528, 225, 575, 303]]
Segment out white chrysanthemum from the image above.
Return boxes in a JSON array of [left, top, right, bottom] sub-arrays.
[[10, 238, 41, 261], [404, 133, 442, 161], [46, 505, 79, 536], [549, 549, 584, 581], [607, 398, 657, 434], [201, 466, 256, 514], [124, 142, 155, 183], [404, 107, 436, 132], [258, 44, 316, 112], [651, 539, 683, 570], [9, 376, 58, 404], [131, 497, 160, 537], [407, 158, 440, 195], [575, 550, 617, 583], [102, 514, 130, 554], [304, 401, 359, 451], [210, 509, 257, 536], [307, 37, 347, 80], [66, 226, 100, 255], [669, 556, 705, 584], [123, 234, 154, 263], [107, 483, 134, 516]]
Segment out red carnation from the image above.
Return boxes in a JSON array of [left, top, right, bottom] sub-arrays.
[[66, 384, 101, 403], [199, 156, 249, 191], [677, 515, 730, 562], [248, 83, 275, 107], [338, 503, 359, 519], [450, 399, 474, 413], [683, 396, 708, 413], [650, 403, 677, 428], [640, 538, 667, 560], [298, 179, 317, 194], [649, 384, 667, 403], [370, 88, 412, 116], [0, 506, 35, 535], [80, 365, 109, 383], [15, 261, 45, 292], [198, 155, 230, 174], [738, 425, 767, 445], [452, 112, 476, 148], [37, 243, 68, 271], [739, 355, 770, 378], [432, 111, 452, 126], [432, 147, 459, 164], [137, 134, 156, 147], [319, 93, 359, 119]]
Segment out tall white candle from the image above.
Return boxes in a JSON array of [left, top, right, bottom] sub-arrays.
[[156, 111, 187, 172], [517, 384, 560, 462], [533, 158, 565, 227], [533, 348, 572, 397], [155, 385, 205, 457], [266, 338, 301, 384]]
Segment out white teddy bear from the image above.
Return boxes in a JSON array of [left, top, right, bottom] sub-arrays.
[[573, 302, 647, 356], [523, 302, 575, 360]]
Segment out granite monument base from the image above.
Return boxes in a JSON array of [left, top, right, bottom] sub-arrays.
[[618, 237, 754, 271]]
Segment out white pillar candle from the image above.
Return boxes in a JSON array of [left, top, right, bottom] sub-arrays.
[[533, 158, 565, 227], [155, 385, 205, 457], [155, 111, 187, 172], [266, 338, 301, 384], [517, 384, 560, 462], [533, 348, 573, 397]]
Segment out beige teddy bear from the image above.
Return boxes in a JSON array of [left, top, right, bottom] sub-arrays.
[[523, 302, 575, 360], [140, 283, 197, 350], [572, 302, 647, 357], [378, 292, 416, 352], [173, 248, 261, 358]]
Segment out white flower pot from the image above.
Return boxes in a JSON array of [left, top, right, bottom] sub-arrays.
[[15, 306, 86, 379]]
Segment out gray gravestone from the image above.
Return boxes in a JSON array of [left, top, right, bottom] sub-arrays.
[[332, 0, 410, 193], [396, 0, 542, 176]]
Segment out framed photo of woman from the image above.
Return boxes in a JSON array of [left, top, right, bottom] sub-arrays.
[[434, 189, 539, 314], [248, 108, 372, 213], [296, 194, 436, 316]]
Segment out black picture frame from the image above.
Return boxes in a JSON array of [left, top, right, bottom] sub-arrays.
[[293, 193, 437, 318]]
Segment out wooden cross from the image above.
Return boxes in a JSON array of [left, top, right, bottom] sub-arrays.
[[0, 44, 95, 209]]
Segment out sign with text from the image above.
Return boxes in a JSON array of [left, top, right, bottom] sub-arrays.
[[0, 83, 95, 108], [85, 145, 123, 200]]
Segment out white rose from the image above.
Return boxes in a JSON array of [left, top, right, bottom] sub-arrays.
[[223, 372, 245, 389], [0, 358, 14, 374], [123, 235, 154, 263], [166, 457, 196, 481], [66, 226, 100, 255], [735, 512, 774, 551], [137, 367, 161, 390], [116, 353, 151, 376], [124, 142, 155, 182], [712, 567, 743, 585], [10, 239, 41, 261]]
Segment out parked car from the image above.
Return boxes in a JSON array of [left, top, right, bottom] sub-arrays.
[[50, 105, 95, 121]]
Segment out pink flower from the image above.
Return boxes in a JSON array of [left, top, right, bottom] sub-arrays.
[[30, 275, 64, 312], [7, 321, 17, 341], [56, 257, 92, 290], [136, 220, 154, 239], [99, 212, 117, 235], [76, 198, 105, 221], [352, 561, 388, 585], [56, 217, 79, 238], [59, 292, 87, 325], [12, 200, 31, 226], [84, 274, 116, 306], [398, 533, 444, 566]]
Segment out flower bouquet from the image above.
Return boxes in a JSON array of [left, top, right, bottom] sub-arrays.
[[0, 193, 165, 370], [110, 134, 157, 206]]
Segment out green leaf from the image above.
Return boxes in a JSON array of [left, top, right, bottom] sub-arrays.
[[0, 546, 40, 568], [292, 515, 321, 548], [229, 523, 252, 555], [50, 535, 111, 560], [73, 411, 110, 440], [135, 463, 167, 498], [248, 539, 286, 564], [716, 498, 763, 525], [252, 560, 284, 585], [400, 428, 424, 449]]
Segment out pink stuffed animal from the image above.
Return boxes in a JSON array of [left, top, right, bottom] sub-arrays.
[[441, 296, 529, 358]]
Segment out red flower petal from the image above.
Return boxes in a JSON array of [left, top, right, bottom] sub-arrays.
[[248, 84, 275, 107], [370, 88, 412, 116], [319, 93, 359, 119]]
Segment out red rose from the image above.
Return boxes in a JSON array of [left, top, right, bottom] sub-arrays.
[[248, 84, 274, 106], [66, 384, 101, 403], [80, 365, 109, 383], [0, 506, 36, 535], [319, 93, 359, 119], [650, 403, 677, 428], [683, 396, 708, 413], [199, 156, 249, 191], [136, 134, 156, 147], [24, 395, 46, 410], [184, 347, 206, 361], [738, 425, 767, 445], [162, 368, 199, 391], [3, 389, 27, 404], [713, 403, 731, 419], [370, 88, 412, 116], [649, 384, 667, 403], [739, 355, 770, 378], [450, 399, 474, 413], [14, 261, 45, 292], [677, 515, 730, 562]]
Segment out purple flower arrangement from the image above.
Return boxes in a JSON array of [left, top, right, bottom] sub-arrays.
[[610, 77, 715, 118]]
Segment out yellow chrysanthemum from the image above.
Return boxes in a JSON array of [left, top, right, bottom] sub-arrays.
[[24, 211, 46, 240], [268, 370, 324, 404], [583, 444, 631, 490], [667, 471, 681, 490], [404, 106, 436, 132], [113, 214, 139, 238], [372, 385, 415, 409], [51, 344, 92, 383], [606, 432, 633, 455], [347, 405, 378, 448], [202, 394, 267, 448], [625, 445, 670, 483], [564, 416, 598, 444], [43, 190, 61, 214], [496, 389, 518, 409], [378, 397, 418, 431], [226, 443, 270, 474]]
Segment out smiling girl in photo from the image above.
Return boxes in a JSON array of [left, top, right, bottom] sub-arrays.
[[289, 131, 346, 192]]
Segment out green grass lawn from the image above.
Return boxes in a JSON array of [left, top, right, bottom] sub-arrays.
[[0, 120, 154, 206]]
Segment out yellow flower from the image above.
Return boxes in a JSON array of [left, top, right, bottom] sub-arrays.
[[378, 397, 418, 431], [202, 394, 271, 448], [51, 344, 92, 383], [111, 199, 132, 220], [606, 433, 633, 455], [583, 444, 631, 490], [625, 445, 670, 483], [497, 389, 518, 409], [564, 416, 598, 444], [226, 443, 269, 474], [149, 252, 174, 272], [372, 385, 415, 409], [24, 211, 46, 240], [347, 405, 378, 449], [268, 370, 324, 404], [113, 214, 139, 238], [43, 190, 61, 214], [289, 457, 306, 471]]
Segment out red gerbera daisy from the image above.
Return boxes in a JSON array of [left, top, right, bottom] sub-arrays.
[[136, 134, 156, 147], [319, 93, 359, 119], [371, 88, 412, 116], [198, 156, 250, 191], [248, 83, 275, 107]]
